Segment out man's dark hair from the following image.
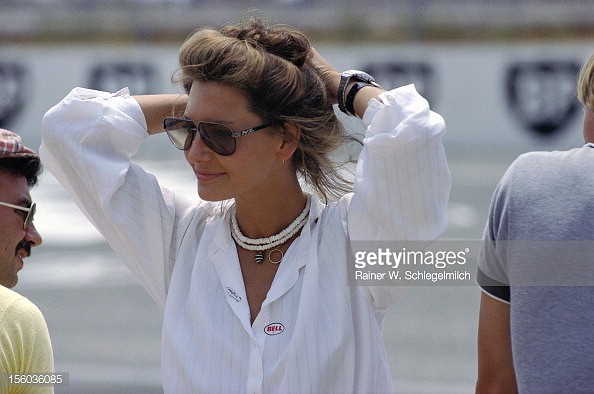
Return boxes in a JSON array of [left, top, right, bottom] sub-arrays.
[[0, 156, 42, 186]]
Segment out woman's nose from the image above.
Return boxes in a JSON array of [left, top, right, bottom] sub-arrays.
[[185, 131, 214, 162]]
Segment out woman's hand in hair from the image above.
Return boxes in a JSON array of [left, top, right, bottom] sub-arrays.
[[310, 48, 340, 104]]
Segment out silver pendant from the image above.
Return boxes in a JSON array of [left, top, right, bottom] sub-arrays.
[[255, 251, 264, 264]]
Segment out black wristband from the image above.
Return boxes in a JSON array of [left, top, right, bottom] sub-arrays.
[[337, 70, 383, 116], [345, 82, 371, 117]]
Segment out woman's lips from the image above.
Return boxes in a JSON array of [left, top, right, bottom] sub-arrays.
[[196, 171, 225, 181]]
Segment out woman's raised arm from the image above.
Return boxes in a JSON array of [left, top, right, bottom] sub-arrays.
[[134, 94, 188, 135]]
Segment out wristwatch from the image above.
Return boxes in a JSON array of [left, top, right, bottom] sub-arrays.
[[337, 70, 383, 116]]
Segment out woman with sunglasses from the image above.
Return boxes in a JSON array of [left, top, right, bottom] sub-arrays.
[[41, 18, 450, 393]]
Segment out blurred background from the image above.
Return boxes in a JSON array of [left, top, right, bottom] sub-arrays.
[[1, 0, 593, 43], [1, 1, 593, 393]]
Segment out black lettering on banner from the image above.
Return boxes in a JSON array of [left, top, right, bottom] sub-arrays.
[[88, 63, 156, 95], [364, 62, 435, 106], [505, 61, 581, 137], [0, 62, 26, 128]]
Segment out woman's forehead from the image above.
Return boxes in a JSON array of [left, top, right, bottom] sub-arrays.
[[186, 81, 259, 123]]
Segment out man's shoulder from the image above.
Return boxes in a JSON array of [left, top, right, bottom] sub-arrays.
[[515, 146, 590, 166], [0, 285, 26, 308], [504, 147, 589, 182], [0, 286, 44, 324], [514, 149, 562, 166]]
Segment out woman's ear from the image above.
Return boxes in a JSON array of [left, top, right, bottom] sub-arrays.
[[277, 122, 301, 162]]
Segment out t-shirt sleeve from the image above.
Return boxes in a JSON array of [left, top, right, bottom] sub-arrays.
[[0, 297, 54, 393], [477, 164, 515, 304]]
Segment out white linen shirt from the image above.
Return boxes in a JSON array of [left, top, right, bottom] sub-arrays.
[[40, 85, 450, 394]]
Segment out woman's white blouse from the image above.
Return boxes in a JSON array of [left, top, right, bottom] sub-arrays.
[[40, 85, 450, 393]]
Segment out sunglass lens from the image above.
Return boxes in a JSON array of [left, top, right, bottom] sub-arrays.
[[24, 203, 35, 229], [164, 119, 195, 150], [199, 123, 236, 156], [164, 118, 237, 155]]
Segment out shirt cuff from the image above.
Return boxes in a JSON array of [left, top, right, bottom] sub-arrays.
[[477, 268, 510, 303]]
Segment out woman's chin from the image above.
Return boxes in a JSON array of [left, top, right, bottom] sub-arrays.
[[197, 185, 230, 202]]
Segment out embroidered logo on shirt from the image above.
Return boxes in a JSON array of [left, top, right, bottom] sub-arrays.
[[225, 287, 242, 302], [264, 323, 284, 335]]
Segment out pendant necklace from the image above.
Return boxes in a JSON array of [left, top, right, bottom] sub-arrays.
[[231, 195, 311, 264]]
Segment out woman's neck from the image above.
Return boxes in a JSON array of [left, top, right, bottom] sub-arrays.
[[233, 181, 308, 239]]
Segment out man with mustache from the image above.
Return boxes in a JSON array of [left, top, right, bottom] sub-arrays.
[[0, 129, 54, 393]]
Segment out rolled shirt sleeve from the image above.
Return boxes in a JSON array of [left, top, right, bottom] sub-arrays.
[[40, 87, 189, 307], [349, 84, 450, 242], [348, 84, 451, 309]]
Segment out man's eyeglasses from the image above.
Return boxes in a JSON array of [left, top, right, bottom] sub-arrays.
[[163, 117, 272, 156], [0, 201, 36, 230]]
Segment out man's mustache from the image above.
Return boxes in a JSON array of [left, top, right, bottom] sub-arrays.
[[16, 240, 31, 257]]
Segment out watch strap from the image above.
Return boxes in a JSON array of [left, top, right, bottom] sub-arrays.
[[345, 82, 371, 116], [337, 72, 353, 114]]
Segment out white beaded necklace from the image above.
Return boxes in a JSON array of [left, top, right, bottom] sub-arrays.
[[231, 195, 311, 264]]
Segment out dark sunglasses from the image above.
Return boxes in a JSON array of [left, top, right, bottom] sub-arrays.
[[163, 117, 272, 156], [0, 201, 36, 230]]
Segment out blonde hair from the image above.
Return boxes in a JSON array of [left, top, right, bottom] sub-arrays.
[[578, 52, 594, 111], [176, 18, 359, 202]]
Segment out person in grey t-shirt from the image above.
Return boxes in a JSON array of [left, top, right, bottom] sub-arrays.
[[476, 52, 594, 393]]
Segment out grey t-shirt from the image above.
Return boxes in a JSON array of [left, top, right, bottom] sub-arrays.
[[478, 145, 594, 393]]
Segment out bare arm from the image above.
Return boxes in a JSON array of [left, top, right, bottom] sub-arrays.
[[310, 48, 384, 120], [134, 94, 188, 135], [476, 292, 517, 394]]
